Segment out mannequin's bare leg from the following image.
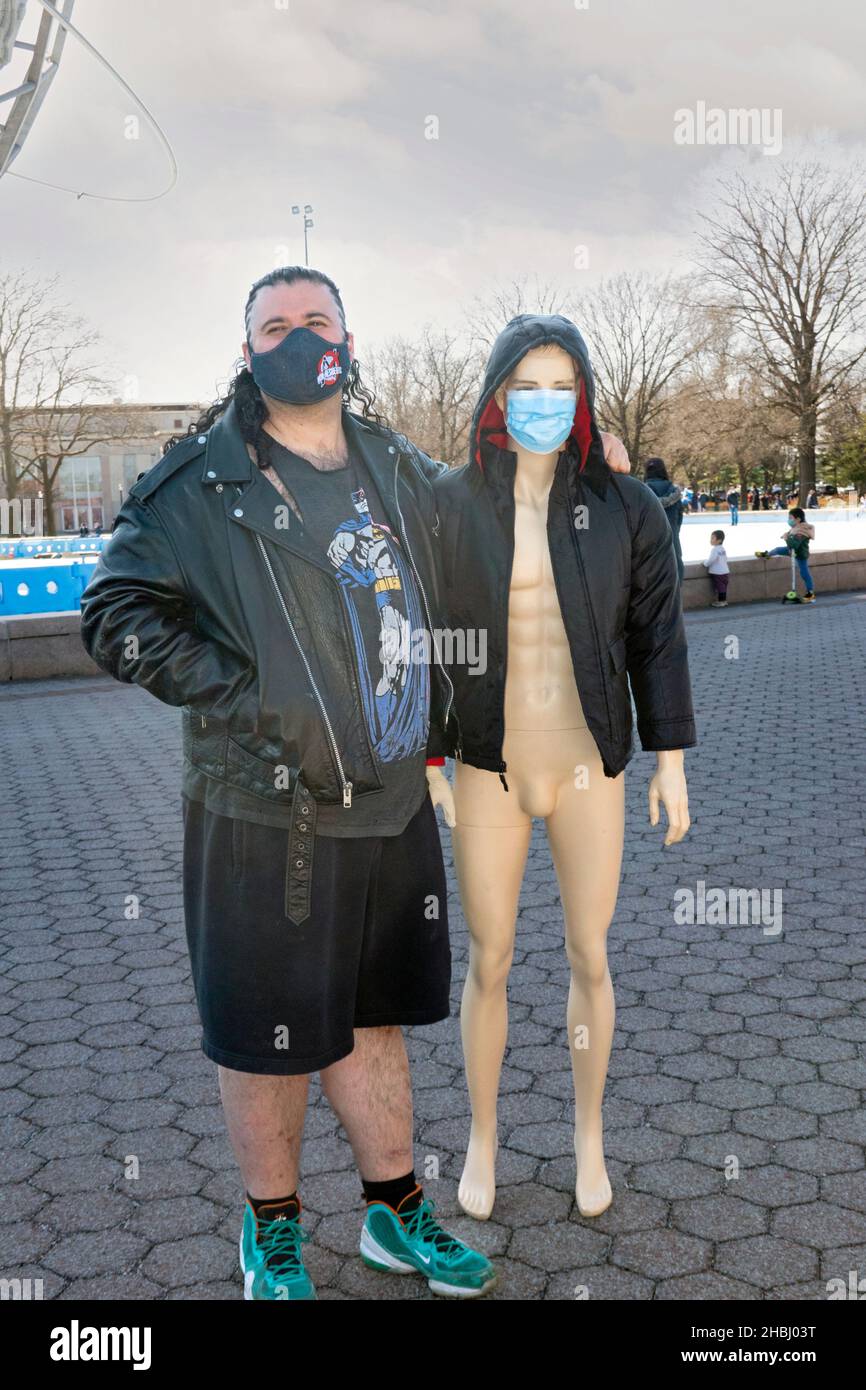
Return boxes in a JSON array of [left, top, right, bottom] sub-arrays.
[[545, 728, 625, 1217], [452, 762, 532, 1219]]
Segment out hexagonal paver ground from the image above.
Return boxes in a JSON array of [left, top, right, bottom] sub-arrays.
[[1, 593, 865, 1299]]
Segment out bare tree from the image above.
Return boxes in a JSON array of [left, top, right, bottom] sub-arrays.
[[361, 338, 419, 441], [660, 308, 799, 502], [572, 271, 701, 464], [408, 326, 479, 465], [0, 270, 141, 531], [695, 154, 866, 505], [19, 402, 151, 534], [368, 327, 481, 466], [0, 269, 60, 499], [466, 275, 569, 350], [817, 382, 866, 489]]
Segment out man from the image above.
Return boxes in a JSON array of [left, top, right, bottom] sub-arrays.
[[81, 265, 501, 1300], [80, 265, 629, 1301], [726, 486, 739, 525]]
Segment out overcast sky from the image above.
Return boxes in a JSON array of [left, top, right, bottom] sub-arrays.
[[2, 0, 864, 402]]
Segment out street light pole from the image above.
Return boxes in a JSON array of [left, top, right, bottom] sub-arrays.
[[291, 203, 314, 265]]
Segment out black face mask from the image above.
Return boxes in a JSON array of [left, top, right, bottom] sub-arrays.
[[248, 326, 351, 405]]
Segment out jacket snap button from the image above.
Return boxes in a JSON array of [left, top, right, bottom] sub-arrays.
[[387, 445, 395, 454], [301, 805, 309, 815], [197, 434, 207, 443], [295, 858, 304, 868], [206, 469, 216, 478], [298, 823, 307, 832], [215, 483, 223, 493], [233, 508, 243, 517]]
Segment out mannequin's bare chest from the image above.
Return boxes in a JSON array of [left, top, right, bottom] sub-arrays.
[[505, 495, 585, 729]]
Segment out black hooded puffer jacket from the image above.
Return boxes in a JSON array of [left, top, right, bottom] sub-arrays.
[[433, 314, 697, 781]]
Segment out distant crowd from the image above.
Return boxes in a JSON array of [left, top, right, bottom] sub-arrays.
[[680, 485, 821, 514], [641, 458, 825, 609]]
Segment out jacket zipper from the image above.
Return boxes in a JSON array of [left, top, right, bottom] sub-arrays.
[[492, 475, 516, 790], [565, 489, 615, 742], [497, 531, 515, 790], [252, 528, 353, 807], [392, 451, 462, 756]]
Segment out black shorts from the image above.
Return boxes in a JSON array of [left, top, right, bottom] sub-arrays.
[[181, 793, 451, 1075]]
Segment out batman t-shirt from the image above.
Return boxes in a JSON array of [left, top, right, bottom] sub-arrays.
[[265, 439, 430, 837]]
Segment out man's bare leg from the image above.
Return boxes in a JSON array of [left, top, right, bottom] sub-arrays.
[[320, 1025, 413, 1179], [219, 1026, 412, 1198], [219, 1067, 310, 1197]]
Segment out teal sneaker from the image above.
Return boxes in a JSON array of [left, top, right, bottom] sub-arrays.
[[239, 1200, 316, 1300], [360, 1197, 497, 1299]]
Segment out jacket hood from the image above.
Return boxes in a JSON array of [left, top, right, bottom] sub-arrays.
[[469, 314, 601, 482], [644, 477, 682, 510]]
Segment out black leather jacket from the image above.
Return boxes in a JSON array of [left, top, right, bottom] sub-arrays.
[[80, 402, 456, 917], [434, 314, 697, 781]]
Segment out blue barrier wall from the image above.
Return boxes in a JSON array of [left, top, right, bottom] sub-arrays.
[[0, 535, 107, 559], [0, 556, 100, 616]]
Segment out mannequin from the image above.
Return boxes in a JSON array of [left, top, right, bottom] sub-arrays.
[[426, 330, 692, 1221]]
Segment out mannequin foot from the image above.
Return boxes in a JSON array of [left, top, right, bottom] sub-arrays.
[[458, 1129, 499, 1220], [574, 1127, 612, 1218]]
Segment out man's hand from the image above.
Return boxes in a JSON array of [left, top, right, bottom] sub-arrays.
[[600, 431, 630, 474], [426, 764, 456, 828], [648, 750, 690, 846]]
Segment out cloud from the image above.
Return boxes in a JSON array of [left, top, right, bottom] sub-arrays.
[[1, 0, 863, 401]]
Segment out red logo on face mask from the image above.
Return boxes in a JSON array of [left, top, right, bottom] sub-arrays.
[[317, 351, 342, 389]]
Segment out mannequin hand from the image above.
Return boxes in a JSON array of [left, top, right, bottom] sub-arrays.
[[426, 764, 456, 828], [648, 751, 690, 846], [600, 431, 630, 474]]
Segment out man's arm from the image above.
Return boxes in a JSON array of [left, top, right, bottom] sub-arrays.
[[80, 495, 259, 729]]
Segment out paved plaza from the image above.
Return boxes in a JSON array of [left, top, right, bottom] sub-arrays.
[[1, 592, 865, 1300]]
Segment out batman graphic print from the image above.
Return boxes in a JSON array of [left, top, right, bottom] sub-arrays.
[[265, 441, 431, 836], [326, 483, 429, 761]]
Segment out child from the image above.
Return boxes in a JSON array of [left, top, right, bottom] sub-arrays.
[[756, 507, 816, 602], [703, 529, 730, 607]]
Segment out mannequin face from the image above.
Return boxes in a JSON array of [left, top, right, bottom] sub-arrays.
[[494, 344, 577, 412]]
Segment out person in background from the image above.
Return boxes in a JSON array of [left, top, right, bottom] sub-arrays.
[[703, 529, 730, 607], [756, 506, 817, 602], [751, 487, 761, 511], [726, 487, 739, 525], [806, 487, 819, 509], [643, 457, 684, 580]]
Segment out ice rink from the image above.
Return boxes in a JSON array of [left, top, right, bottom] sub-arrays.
[[678, 508, 866, 563]]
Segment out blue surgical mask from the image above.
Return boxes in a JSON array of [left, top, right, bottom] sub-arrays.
[[506, 388, 577, 454]]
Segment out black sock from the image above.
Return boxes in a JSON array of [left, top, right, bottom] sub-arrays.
[[248, 1191, 301, 1223], [361, 1170, 423, 1216]]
